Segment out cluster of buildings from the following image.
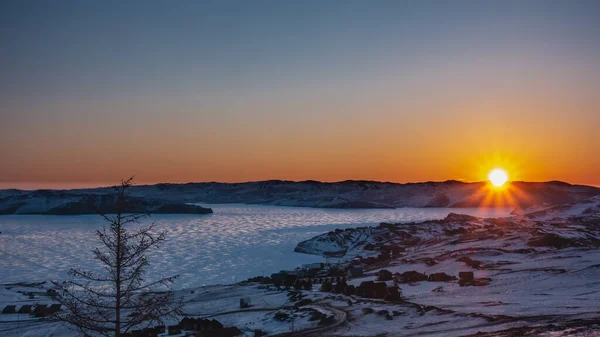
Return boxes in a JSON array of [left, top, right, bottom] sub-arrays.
[[1, 303, 61, 317], [120, 318, 242, 337], [266, 262, 364, 285]]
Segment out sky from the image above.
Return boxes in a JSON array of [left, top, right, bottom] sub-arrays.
[[1, 1, 599, 189]]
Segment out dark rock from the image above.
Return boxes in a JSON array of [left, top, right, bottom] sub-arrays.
[[444, 227, 468, 236], [527, 233, 586, 249], [459, 277, 492, 287], [459, 271, 474, 281], [457, 256, 482, 269]]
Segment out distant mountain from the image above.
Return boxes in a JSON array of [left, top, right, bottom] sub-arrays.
[[1, 180, 598, 214]]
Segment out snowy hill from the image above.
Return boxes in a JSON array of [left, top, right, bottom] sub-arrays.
[[295, 196, 600, 258], [289, 196, 600, 335], [1, 180, 598, 213]]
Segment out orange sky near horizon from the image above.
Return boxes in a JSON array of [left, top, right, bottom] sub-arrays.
[[2, 92, 598, 189]]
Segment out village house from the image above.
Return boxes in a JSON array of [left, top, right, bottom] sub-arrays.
[[2, 305, 16, 314], [168, 324, 182, 335], [386, 285, 402, 301], [179, 317, 224, 331], [33, 304, 47, 317], [18, 305, 32, 314], [428, 272, 456, 282], [47, 304, 62, 315], [395, 270, 427, 283], [358, 281, 388, 299]]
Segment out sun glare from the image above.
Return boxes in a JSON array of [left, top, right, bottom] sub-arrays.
[[488, 168, 509, 187]]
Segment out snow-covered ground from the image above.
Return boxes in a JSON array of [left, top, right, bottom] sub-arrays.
[[0, 282, 329, 337], [292, 196, 600, 336], [3, 199, 600, 336], [0, 205, 510, 287]]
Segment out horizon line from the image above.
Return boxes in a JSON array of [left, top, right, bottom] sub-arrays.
[[1, 179, 598, 191]]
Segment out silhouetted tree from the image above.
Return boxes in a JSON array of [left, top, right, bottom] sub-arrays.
[[52, 178, 182, 337]]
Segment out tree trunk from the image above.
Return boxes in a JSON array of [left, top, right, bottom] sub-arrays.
[[115, 214, 122, 337]]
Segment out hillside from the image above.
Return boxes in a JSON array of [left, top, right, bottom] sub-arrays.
[[3, 180, 598, 211], [287, 196, 600, 335]]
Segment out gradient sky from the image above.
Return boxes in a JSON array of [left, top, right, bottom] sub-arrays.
[[1, 1, 599, 189]]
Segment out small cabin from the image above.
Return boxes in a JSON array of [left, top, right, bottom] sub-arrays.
[[178, 317, 224, 332], [18, 305, 32, 314], [359, 281, 387, 299], [33, 304, 48, 317], [428, 272, 456, 282], [270, 272, 286, 283], [167, 325, 181, 335], [47, 304, 62, 315], [2, 305, 16, 314], [395, 270, 427, 283]]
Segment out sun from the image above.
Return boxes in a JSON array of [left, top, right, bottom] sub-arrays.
[[488, 168, 509, 187]]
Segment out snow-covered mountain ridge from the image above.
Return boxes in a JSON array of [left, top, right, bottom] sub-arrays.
[[1, 180, 598, 213]]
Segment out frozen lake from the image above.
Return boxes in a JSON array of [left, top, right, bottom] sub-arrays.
[[0, 204, 511, 288]]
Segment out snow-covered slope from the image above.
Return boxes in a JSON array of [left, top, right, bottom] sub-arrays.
[[291, 197, 600, 335], [296, 196, 600, 258], [2, 180, 598, 211], [3, 198, 600, 336]]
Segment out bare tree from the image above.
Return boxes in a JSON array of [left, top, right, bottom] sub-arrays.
[[53, 177, 182, 337]]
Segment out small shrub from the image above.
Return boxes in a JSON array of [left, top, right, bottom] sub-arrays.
[[295, 299, 313, 307], [274, 311, 290, 322]]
